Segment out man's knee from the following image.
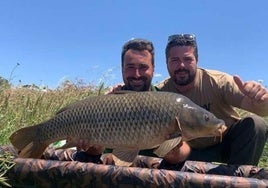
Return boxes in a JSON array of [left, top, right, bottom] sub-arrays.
[[244, 114, 268, 137]]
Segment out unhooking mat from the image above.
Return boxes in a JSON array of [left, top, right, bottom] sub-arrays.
[[1, 145, 268, 188]]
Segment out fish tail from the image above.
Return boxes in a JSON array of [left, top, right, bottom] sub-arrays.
[[9, 125, 48, 158]]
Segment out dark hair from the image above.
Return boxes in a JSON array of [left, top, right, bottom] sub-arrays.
[[165, 34, 198, 61], [121, 38, 155, 67]]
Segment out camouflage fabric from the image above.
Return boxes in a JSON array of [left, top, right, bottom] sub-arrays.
[[1, 145, 268, 188]]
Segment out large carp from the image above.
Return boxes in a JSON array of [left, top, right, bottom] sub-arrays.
[[10, 91, 226, 166]]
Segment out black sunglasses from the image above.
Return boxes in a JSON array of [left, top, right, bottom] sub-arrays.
[[168, 34, 196, 43]]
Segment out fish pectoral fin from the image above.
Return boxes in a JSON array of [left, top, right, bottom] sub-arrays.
[[112, 148, 139, 166], [167, 132, 182, 139], [153, 137, 182, 157]]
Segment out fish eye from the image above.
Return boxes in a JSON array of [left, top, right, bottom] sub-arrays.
[[204, 114, 210, 122]]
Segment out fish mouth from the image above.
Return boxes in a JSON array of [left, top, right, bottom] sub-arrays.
[[215, 124, 227, 135], [203, 123, 227, 138], [213, 123, 227, 142], [181, 123, 227, 142]]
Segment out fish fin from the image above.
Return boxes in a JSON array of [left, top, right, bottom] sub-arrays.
[[167, 132, 182, 139], [175, 116, 183, 133], [112, 155, 133, 166], [112, 148, 139, 166], [113, 90, 137, 94], [9, 125, 48, 158], [153, 136, 182, 157]]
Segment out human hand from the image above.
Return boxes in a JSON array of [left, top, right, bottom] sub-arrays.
[[234, 75, 268, 102], [101, 153, 115, 165], [105, 84, 123, 94], [75, 138, 104, 155], [163, 141, 191, 164]]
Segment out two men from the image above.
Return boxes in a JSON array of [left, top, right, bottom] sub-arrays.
[[80, 35, 268, 166]]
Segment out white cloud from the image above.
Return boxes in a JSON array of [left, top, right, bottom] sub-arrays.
[[154, 73, 162, 78]]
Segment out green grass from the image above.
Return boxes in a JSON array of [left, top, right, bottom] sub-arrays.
[[0, 82, 104, 186], [0, 151, 15, 187], [0, 84, 267, 168], [0, 83, 102, 145]]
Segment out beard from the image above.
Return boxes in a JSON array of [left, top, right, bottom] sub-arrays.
[[125, 76, 152, 91], [171, 68, 196, 86]]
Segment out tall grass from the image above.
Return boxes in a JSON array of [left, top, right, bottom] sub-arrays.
[[0, 151, 15, 187], [0, 82, 103, 145], [0, 83, 267, 168]]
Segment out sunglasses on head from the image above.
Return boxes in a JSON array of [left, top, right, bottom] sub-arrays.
[[168, 34, 196, 43]]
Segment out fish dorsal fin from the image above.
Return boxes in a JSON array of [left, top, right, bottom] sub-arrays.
[[153, 136, 182, 157], [112, 148, 139, 166], [113, 90, 137, 94]]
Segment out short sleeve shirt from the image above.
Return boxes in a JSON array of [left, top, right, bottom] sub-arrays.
[[157, 68, 245, 148]]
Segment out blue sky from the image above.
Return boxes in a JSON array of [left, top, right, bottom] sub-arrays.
[[1, 0, 268, 89]]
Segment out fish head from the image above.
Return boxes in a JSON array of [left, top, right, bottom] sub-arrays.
[[175, 98, 227, 141]]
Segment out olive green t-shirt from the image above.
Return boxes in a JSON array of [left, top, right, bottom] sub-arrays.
[[157, 68, 245, 149]]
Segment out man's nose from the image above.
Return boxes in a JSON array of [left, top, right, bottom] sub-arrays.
[[177, 60, 186, 67], [134, 68, 141, 77]]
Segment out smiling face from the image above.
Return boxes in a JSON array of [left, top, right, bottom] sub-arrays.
[[122, 49, 154, 91], [167, 46, 197, 87]]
